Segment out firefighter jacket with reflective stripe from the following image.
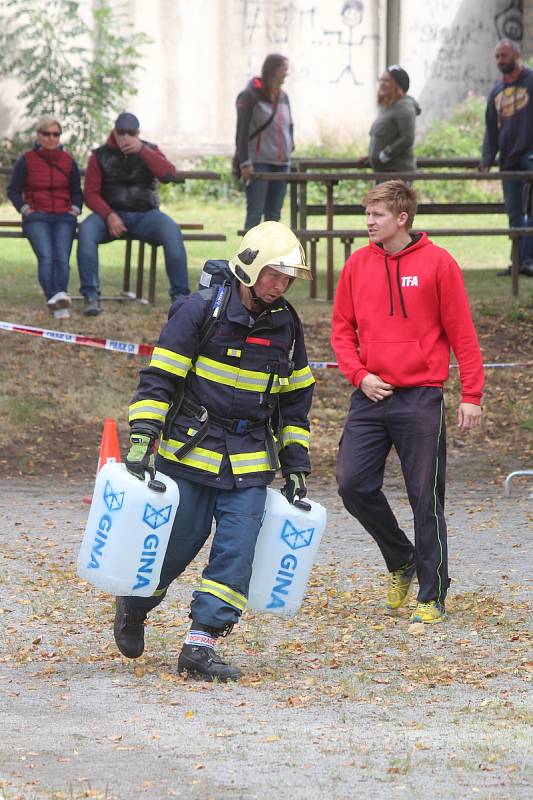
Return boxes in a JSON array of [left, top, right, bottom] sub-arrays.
[[129, 278, 315, 489]]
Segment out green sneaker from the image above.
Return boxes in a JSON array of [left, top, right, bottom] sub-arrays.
[[385, 560, 416, 609], [410, 601, 445, 624]]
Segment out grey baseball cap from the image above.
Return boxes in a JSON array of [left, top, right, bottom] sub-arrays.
[[114, 112, 140, 130]]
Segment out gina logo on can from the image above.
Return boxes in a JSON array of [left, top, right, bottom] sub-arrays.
[[266, 520, 315, 610], [132, 533, 161, 591], [86, 480, 125, 570]]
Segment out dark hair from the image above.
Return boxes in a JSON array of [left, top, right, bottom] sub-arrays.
[[261, 53, 288, 93]]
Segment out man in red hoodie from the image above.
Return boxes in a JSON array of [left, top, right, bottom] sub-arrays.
[[331, 180, 484, 624], [78, 112, 189, 316]]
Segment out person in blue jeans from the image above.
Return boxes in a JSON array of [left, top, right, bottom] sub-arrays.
[[79, 112, 189, 316], [235, 54, 294, 230], [8, 114, 82, 319], [480, 39, 533, 276]]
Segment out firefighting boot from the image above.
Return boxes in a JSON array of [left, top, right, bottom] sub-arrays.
[[177, 623, 242, 682], [113, 597, 148, 658]]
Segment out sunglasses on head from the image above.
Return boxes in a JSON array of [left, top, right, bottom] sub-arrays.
[[39, 130, 61, 138], [115, 129, 137, 136]]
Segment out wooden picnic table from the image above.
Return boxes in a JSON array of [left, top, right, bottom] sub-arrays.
[[253, 168, 533, 300]]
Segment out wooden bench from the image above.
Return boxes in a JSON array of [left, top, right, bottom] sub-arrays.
[[252, 167, 533, 299], [296, 227, 532, 300], [0, 220, 226, 304]]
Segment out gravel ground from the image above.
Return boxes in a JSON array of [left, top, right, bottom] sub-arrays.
[[0, 472, 531, 800]]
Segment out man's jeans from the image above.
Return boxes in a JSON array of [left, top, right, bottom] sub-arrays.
[[244, 163, 289, 230], [77, 210, 189, 301], [22, 211, 76, 300], [502, 150, 533, 265]]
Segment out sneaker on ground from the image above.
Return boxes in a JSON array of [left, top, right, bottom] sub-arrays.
[[177, 643, 242, 682], [113, 597, 147, 658], [410, 600, 445, 624], [53, 308, 70, 319], [83, 298, 102, 316], [47, 291, 71, 310], [385, 559, 416, 609]]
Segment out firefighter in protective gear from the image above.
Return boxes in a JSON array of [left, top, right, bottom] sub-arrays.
[[116, 222, 315, 681]]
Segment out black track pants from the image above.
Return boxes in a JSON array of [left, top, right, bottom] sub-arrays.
[[336, 387, 449, 604]]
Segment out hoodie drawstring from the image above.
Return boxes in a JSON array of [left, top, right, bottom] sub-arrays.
[[384, 255, 394, 316], [383, 254, 408, 318], [395, 258, 408, 319]]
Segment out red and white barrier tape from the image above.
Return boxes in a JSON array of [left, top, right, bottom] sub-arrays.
[[1, 320, 532, 371]]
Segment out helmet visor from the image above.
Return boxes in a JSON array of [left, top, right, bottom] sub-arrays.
[[268, 244, 312, 280], [268, 263, 312, 280]]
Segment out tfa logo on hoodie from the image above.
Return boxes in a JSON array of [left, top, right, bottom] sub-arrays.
[[401, 275, 418, 287]]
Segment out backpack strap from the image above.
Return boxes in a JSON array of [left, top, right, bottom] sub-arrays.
[[161, 282, 232, 441]]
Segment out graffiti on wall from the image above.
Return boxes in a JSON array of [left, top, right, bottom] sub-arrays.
[[238, 0, 377, 85], [322, 0, 377, 85], [494, 0, 523, 42], [238, 0, 317, 46]]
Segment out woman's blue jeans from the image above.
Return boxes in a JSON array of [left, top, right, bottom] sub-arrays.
[[77, 210, 189, 301], [22, 211, 76, 300], [244, 163, 289, 230]]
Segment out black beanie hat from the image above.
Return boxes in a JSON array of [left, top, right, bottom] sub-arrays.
[[387, 65, 410, 93]]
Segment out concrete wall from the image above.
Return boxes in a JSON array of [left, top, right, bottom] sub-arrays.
[[400, 0, 527, 128], [1, 0, 531, 159], [127, 0, 384, 157]]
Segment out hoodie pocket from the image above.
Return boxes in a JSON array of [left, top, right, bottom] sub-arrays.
[[364, 340, 430, 383]]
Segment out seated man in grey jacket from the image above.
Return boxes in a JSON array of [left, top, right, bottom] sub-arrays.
[[357, 66, 421, 174]]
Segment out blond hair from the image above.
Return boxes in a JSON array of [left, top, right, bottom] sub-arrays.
[[362, 180, 418, 228], [36, 114, 62, 133]]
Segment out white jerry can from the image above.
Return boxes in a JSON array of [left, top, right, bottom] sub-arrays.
[[247, 488, 327, 616], [77, 463, 180, 597]]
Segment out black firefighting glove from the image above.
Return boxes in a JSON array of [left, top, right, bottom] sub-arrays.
[[125, 433, 156, 481], [282, 472, 308, 505]]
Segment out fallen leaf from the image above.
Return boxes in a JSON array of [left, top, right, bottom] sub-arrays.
[[408, 623, 426, 636]]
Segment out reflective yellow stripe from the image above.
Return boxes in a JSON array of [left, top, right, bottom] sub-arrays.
[[194, 355, 281, 394], [229, 450, 272, 474], [198, 578, 247, 611], [226, 348, 241, 357], [128, 398, 170, 424], [279, 365, 315, 393], [149, 347, 192, 378], [280, 425, 310, 450], [158, 438, 222, 474]]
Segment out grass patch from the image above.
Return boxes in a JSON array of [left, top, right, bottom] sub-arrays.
[[0, 197, 531, 481]]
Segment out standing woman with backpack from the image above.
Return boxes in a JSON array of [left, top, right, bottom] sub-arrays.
[[235, 54, 294, 231], [7, 115, 82, 318]]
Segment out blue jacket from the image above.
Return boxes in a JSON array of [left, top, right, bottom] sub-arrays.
[[129, 271, 314, 489], [482, 66, 533, 169]]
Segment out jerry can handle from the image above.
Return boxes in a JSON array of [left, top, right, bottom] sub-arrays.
[[147, 479, 166, 493], [294, 498, 311, 511]]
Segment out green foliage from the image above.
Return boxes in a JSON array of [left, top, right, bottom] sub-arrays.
[[417, 93, 486, 159], [415, 93, 497, 203], [158, 155, 242, 203], [0, 0, 151, 162]]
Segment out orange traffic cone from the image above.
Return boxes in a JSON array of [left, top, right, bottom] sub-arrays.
[[83, 418, 122, 505], [96, 417, 122, 473]]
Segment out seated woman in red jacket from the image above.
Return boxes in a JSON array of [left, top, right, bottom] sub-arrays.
[[8, 115, 82, 319]]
